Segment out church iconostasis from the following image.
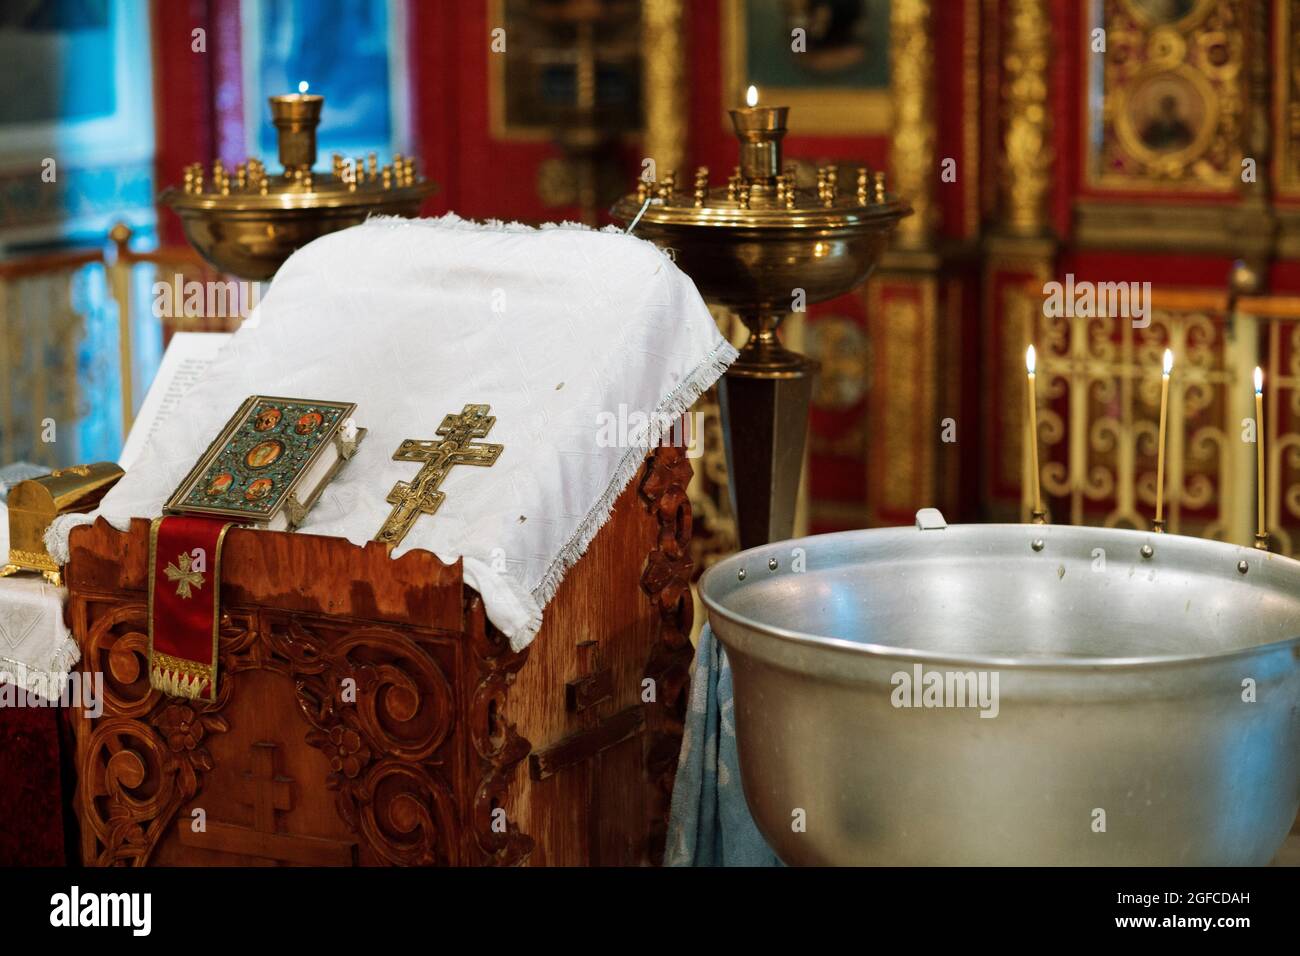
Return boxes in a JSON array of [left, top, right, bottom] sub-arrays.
[[142, 0, 1300, 554], [671, 0, 1300, 556]]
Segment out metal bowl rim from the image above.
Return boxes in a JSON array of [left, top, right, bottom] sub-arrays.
[[700, 523, 1300, 671]]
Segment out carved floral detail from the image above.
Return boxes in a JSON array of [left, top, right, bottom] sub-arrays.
[[467, 593, 534, 866], [638, 444, 695, 864], [74, 588, 462, 866], [311, 724, 372, 782]]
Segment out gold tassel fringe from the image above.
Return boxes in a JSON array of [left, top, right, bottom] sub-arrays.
[[149, 652, 215, 701]]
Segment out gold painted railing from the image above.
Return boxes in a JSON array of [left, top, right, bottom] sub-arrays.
[[1013, 284, 1300, 556], [0, 224, 235, 466], [0, 246, 101, 466]]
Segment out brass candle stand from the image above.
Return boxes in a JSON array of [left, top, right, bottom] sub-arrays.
[[161, 92, 436, 280], [611, 99, 910, 548]]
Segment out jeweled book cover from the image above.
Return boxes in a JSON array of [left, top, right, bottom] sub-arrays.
[[164, 395, 357, 525]]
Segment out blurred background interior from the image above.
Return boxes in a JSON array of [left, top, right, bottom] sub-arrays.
[[3, 0, 1300, 575]]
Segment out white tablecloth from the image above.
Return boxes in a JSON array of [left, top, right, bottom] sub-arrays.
[[0, 504, 79, 699], [49, 215, 735, 649]]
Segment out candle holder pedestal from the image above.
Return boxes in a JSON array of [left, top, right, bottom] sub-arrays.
[[611, 106, 910, 549], [161, 93, 436, 280]]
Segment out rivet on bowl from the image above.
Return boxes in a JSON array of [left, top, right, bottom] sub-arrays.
[[1031, 539, 1045, 552], [738, 568, 747, 581], [1141, 544, 1154, 559], [768, 557, 778, 571]]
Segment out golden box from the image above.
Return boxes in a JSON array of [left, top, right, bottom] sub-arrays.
[[2, 462, 124, 585]]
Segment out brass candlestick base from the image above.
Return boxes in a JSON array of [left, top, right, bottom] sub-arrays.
[[1254, 532, 1270, 551], [611, 106, 910, 548], [718, 326, 816, 546], [1031, 509, 1048, 525], [1152, 518, 1165, 533], [161, 93, 436, 280]]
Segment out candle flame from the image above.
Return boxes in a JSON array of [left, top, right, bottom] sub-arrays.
[[1255, 366, 1264, 394], [1162, 348, 1173, 375], [1025, 344, 1036, 375], [298, 80, 309, 94], [746, 85, 758, 108]]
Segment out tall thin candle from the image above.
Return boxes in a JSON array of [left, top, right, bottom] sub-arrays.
[[1255, 366, 1268, 549], [1154, 348, 1173, 532], [1026, 345, 1044, 522]]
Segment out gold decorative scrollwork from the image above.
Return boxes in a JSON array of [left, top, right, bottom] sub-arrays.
[[890, 0, 935, 244], [999, 0, 1052, 233], [643, 0, 687, 176], [1017, 287, 1300, 554]]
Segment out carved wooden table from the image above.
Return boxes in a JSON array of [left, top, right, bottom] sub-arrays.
[[63, 447, 694, 866]]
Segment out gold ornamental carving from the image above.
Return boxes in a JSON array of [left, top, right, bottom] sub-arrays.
[[1274, 0, 1300, 196], [999, 0, 1052, 234], [1014, 284, 1300, 556], [866, 276, 936, 524], [642, 0, 687, 177], [890, 0, 936, 245]]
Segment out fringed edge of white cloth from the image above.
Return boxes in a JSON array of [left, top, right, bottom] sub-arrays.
[[528, 336, 739, 634], [44, 338, 738, 654], [45, 512, 97, 565], [0, 634, 81, 702], [362, 211, 628, 237], [46, 216, 735, 652]]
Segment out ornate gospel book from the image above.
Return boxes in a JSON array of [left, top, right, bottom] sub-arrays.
[[164, 395, 364, 531]]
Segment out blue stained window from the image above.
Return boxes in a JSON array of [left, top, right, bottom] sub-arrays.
[[251, 0, 401, 165], [0, 0, 116, 124]]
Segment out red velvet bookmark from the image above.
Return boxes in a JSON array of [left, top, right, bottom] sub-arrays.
[[148, 516, 234, 701]]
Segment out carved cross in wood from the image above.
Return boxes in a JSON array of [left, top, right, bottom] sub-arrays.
[[373, 403, 504, 547], [177, 741, 355, 865]]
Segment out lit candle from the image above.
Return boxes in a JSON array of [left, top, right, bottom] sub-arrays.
[[1255, 366, 1268, 549], [268, 83, 324, 174], [1154, 348, 1173, 532], [1026, 345, 1045, 523], [729, 84, 789, 182]]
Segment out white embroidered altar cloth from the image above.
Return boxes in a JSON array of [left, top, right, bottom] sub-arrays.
[[50, 215, 735, 649], [0, 504, 79, 698]]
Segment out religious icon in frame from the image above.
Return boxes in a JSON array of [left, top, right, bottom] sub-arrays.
[[1084, 0, 1241, 192], [1121, 0, 1212, 29], [1114, 65, 1218, 170], [722, 0, 892, 135]]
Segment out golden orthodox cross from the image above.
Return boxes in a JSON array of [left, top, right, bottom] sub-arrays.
[[373, 403, 504, 546]]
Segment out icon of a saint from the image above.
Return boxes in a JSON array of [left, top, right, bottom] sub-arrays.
[[245, 440, 284, 469]]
